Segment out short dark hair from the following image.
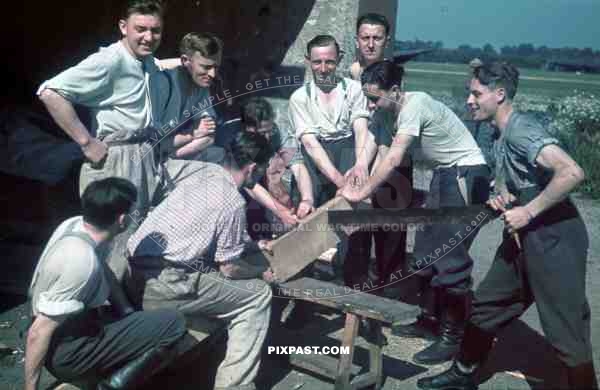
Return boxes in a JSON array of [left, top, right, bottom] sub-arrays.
[[241, 97, 274, 128], [306, 35, 340, 58], [356, 13, 390, 36], [472, 61, 520, 100], [227, 131, 274, 169], [361, 60, 405, 91], [81, 178, 137, 230], [121, 0, 165, 20], [179, 32, 223, 59]]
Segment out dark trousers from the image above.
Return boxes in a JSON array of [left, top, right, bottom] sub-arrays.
[[469, 200, 593, 367], [345, 165, 412, 294], [301, 135, 356, 208], [45, 308, 186, 384], [302, 136, 369, 287], [412, 164, 490, 294]]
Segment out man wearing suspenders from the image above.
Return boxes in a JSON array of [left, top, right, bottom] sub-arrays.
[[26, 178, 185, 390], [288, 34, 377, 289]]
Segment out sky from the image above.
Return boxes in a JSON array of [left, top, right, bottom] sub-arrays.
[[395, 0, 600, 50]]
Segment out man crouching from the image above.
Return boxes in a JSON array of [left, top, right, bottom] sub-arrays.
[[26, 178, 186, 390], [127, 131, 275, 390]]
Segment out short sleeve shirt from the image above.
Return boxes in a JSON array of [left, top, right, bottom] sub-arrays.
[[29, 217, 110, 317], [289, 78, 370, 141], [127, 162, 252, 265], [37, 41, 158, 139], [494, 111, 559, 202], [395, 92, 486, 168]]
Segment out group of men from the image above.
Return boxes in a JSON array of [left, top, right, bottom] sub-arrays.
[[24, 1, 597, 389]]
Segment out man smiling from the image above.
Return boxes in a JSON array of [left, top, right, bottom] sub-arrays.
[[151, 32, 223, 160], [288, 34, 377, 290], [342, 61, 489, 365]]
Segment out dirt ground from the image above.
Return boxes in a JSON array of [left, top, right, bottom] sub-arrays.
[[1, 194, 599, 390]]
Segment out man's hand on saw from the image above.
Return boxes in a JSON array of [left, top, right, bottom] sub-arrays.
[[258, 239, 274, 255], [486, 193, 516, 213], [503, 207, 534, 234], [262, 267, 277, 284], [295, 199, 314, 219]]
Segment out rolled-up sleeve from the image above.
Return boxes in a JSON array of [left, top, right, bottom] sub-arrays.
[[35, 240, 98, 317], [37, 49, 115, 107], [289, 93, 319, 140], [395, 98, 422, 137], [277, 125, 303, 166], [349, 86, 370, 125], [507, 123, 559, 167]]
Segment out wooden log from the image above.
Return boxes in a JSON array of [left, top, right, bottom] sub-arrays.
[[276, 277, 419, 324], [335, 313, 360, 390], [243, 197, 368, 282]]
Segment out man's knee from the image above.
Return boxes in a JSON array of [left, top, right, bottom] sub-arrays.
[[140, 309, 187, 345]]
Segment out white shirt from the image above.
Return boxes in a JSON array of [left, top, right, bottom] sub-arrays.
[[37, 41, 158, 139], [29, 217, 110, 317], [288, 78, 370, 141], [395, 92, 486, 168]]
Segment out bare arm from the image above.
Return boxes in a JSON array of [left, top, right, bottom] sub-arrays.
[[157, 58, 181, 70], [172, 117, 216, 158], [101, 261, 135, 317], [245, 183, 298, 225], [341, 133, 413, 202], [25, 315, 63, 390], [39, 89, 107, 163], [300, 134, 345, 188], [503, 144, 585, 232], [353, 117, 377, 168], [174, 135, 215, 158], [346, 117, 377, 186], [290, 163, 315, 218]]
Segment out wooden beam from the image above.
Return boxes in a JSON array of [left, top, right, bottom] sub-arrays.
[[335, 313, 360, 390], [243, 197, 368, 282], [276, 277, 419, 324], [328, 205, 495, 227]]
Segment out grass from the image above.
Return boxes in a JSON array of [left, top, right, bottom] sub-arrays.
[[403, 61, 600, 198], [555, 132, 600, 199], [404, 61, 600, 101]]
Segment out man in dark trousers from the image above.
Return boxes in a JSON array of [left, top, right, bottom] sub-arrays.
[[25, 178, 185, 390], [417, 61, 598, 390]]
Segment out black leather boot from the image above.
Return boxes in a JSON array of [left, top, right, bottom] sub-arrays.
[[417, 322, 495, 389], [417, 361, 477, 390], [97, 343, 180, 389], [413, 292, 470, 365], [566, 361, 599, 390], [392, 285, 439, 340]]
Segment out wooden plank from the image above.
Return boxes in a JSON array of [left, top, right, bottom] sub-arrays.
[[289, 352, 361, 379], [335, 313, 360, 390], [350, 373, 376, 390], [243, 197, 369, 282], [276, 277, 419, 324], [328, 205, 495, 227], [366, 322, 384, 390]]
